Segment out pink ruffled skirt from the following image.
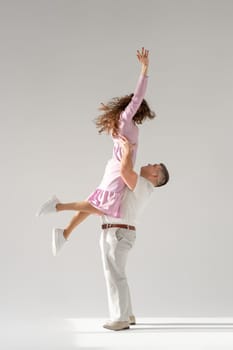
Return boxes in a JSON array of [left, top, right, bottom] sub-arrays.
[[87, 188, 124, 218]]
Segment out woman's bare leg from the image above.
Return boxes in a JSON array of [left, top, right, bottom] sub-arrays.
[[56, 201, 102, 215], [63, 211, 91, 240], [56, 201, 103, 240]]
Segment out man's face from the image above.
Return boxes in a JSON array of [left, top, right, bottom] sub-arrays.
[[140, 163, 163, 183]]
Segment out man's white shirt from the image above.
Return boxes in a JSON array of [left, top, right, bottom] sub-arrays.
[[101, 175, 154, 226]]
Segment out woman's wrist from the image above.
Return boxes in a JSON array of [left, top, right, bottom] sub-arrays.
[[141, 64, 149, 76]]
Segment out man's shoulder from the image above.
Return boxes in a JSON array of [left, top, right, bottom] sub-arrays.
[[128, 175, 154, 195], [121, 175, 154, 219]]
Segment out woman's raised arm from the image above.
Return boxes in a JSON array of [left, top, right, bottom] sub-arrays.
[[120, 47, 150, 122]]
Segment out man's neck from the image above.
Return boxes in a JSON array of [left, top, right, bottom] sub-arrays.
[[140, 174, 155, 187]]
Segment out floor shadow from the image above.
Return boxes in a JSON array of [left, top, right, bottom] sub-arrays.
[[131, 323, 233, 332], [74, 326, 233, 334], [137, 323, 233, 326]]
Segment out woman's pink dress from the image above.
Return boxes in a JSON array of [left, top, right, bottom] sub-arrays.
[[87, 73, 148, 217]]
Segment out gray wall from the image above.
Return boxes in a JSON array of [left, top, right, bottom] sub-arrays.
[[1, 0, 233, 319]]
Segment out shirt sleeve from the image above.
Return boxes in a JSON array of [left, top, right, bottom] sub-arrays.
[[120, 73, 148, 123], [132, 175, 140, 193]]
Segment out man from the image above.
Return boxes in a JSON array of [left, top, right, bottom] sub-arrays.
[[36, 136, 169, 331], [101, 135, 169, 331]]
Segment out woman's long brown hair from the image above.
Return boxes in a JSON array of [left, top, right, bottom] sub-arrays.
[[95, 93, 156, 136]]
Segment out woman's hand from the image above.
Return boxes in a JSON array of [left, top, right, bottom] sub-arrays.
[[137, 47, 149, 67]]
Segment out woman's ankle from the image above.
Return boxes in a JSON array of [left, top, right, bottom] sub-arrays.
[[63, 229, 70, 240], [56, 203, 62, 211]]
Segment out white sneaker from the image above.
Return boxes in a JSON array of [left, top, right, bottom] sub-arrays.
[[36, 195, 60, 217], [52, 228, 67, 256]]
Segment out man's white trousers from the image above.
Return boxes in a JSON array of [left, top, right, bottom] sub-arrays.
[[100, 228, 136, 322]]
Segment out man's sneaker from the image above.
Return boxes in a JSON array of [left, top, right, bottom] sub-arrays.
[[36, 195, 60, 217], [52, 228, 67, 256], [129, 315, 136, 325], [105, 315, 136, 326], [103, 320, 130, 331]]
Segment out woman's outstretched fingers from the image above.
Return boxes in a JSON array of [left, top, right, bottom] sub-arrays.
[[137, 47, 149, 63], [137, 50, 141, 61]]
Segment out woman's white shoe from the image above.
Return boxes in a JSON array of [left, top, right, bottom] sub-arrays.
[[36, 195, 60, 216], [52, 228, 67, 256]]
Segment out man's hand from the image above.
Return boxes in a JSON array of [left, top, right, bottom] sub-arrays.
[[118, 135, 135, 156]]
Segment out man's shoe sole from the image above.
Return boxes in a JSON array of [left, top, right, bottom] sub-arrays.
[[103, 325, 130, 331]]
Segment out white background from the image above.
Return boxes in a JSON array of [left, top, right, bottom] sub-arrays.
[[1, 0, 233, 320]]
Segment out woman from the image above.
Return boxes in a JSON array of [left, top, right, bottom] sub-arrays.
[[36, 47, 155, 255]]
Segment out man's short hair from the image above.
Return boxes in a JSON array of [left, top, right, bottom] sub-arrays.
[[157, 163, 169, 187]]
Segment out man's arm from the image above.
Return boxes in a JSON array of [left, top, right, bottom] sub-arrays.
[[120, 136, 138, 191]]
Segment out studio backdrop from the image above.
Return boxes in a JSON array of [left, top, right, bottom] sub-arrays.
[[1, 0, 233, 320]]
